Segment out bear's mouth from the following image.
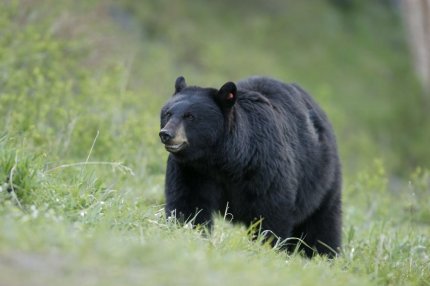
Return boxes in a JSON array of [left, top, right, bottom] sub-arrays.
[[164, 142, 188, 153]]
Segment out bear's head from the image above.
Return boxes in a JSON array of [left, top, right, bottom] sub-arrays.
[[159, 76, 237, 162]]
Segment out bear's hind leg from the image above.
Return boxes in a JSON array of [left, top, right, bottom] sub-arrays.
[[292, 191, 342, 258]]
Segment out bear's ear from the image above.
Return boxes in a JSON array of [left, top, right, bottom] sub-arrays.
[[216, 81, 237, 110], [174, 76, 187, 94]]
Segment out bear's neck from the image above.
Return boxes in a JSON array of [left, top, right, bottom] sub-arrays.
[[214, 106, 256, 177]]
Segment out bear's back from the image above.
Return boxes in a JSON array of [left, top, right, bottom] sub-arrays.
[[237, 76, 333, 138], [237, 76, 311, 110]]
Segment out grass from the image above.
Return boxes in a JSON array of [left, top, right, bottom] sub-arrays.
[[1, 0, 429, 285], [0, 153, 429, 285]]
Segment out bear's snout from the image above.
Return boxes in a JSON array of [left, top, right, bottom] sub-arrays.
[[159, 122, 189, 154], [159, 129, 173, 144]]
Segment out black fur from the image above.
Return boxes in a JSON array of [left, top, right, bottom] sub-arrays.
[[160, 76, 342, 258]]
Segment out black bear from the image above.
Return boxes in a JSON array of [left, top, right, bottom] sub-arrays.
[[159, 76, 342, 257]]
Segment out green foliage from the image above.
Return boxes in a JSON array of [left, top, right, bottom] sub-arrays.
[[406, 168, 430, 224], [0, 0, 429, 285]]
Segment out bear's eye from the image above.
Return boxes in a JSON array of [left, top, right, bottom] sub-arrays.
[[183, 112, 195, 120], [165, 111, 172, 118]]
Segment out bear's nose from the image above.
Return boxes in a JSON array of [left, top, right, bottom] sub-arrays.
[[159, 130, 173, 144]]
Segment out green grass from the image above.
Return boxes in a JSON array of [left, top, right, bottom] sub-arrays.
[[1, 0, 430, 285]]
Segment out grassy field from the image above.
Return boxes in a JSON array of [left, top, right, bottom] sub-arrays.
[[1, 0, 429, 285]]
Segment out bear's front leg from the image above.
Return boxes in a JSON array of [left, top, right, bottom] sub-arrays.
[[164, 156, 220, 229]]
